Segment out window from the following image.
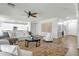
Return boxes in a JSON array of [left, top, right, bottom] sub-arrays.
[[0, 22, 30, 31]]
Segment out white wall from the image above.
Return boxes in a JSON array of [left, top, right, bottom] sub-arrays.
[[31, 18, 77, 39], [77, 17, 79, 48], [52, 19, 58, 38], [67, 21, 77, 35], [0, 22, 31, 37], [34, 18, 58, 38], [0, 17, 31, 35], [63, 20, 77, 36], [30, 22, 37, 34], [77, 18, 79, 48]]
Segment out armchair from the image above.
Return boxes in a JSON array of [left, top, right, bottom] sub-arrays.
[[43, 33, 53, 42]]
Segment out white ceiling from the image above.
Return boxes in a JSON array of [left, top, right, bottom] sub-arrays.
[[0, 3, 76, 22]]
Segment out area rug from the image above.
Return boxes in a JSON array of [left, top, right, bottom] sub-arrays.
[[18, 39, 68, 56]]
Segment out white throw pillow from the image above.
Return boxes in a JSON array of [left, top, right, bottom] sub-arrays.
[[0, 45, 21, 56]]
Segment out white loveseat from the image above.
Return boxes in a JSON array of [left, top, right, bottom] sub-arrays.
[[0, 45, 33, 56], [0, 39, 9, 45], [0, 39, 33, 56]]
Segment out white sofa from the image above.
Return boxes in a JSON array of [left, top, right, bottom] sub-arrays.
[[0, 50, 32, 56], [0, 39, 9, 45], [0, 45, 33, 56], [7, 30, 32, 41], [0, 39, 33, 56]]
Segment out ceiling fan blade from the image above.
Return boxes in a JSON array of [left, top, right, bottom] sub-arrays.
[[24, 10, 31, 18], [32, 13, 37, 15], [32, 15, 37, 17], [24, 10, 29, 14], [24, 10, 37, 18]]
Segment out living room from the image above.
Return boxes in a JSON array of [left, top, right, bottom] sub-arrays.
[[0, 3, 79, 56]]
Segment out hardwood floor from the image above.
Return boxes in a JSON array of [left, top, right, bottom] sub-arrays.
[[62, 35, 77, 56]]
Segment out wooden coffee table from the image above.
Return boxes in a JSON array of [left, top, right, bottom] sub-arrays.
[[25, 39, 40, 47]]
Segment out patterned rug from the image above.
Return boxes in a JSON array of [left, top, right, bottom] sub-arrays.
[[18, 38, 68, 56]]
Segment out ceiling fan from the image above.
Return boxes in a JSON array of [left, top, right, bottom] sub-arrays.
[[24, 10, 37, 18]]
